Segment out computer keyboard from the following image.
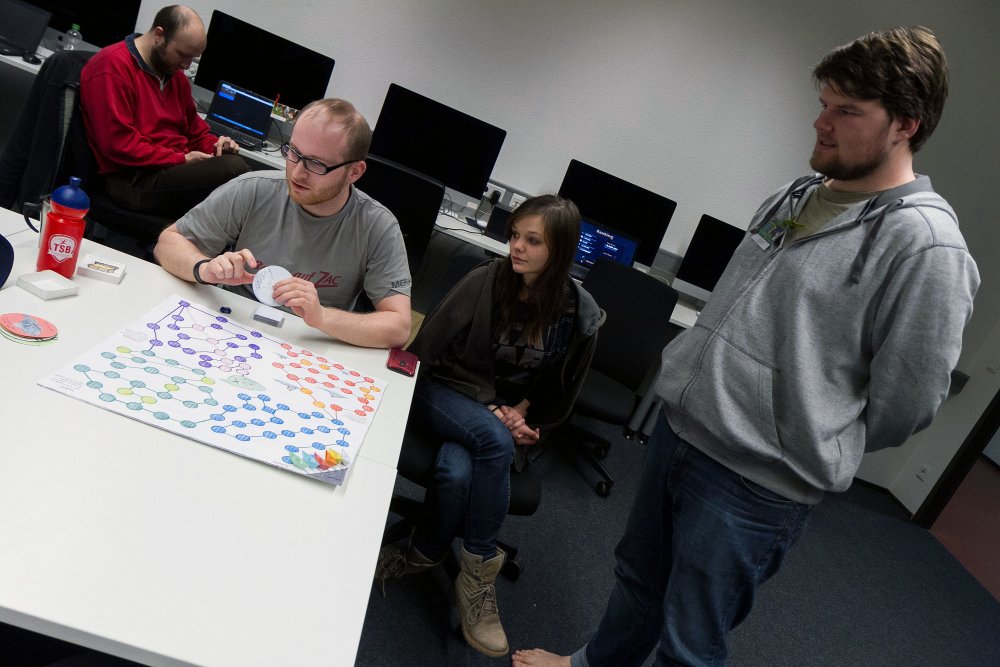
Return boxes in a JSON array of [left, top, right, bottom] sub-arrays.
[[207, 121, 264, 151]]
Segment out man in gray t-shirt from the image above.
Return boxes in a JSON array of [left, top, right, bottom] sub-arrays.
[[154, 98, 412, 349]]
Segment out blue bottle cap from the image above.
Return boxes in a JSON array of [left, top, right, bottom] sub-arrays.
[[51, 176, 90, 211]]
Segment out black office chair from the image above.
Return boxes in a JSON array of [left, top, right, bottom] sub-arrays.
[[381, 426, 541, 581], [356, 154, 445, 276], [0, 50, 174, 259], [0, 50, 92, 215], [555, 258, 679, 496]]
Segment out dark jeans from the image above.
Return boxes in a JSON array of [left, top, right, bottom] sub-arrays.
[[409, 378, 514, 560], [105, 154, 252, 218], [574, 411, 813, 667]]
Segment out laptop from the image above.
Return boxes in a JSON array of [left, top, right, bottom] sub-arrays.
[[484, 204, 512, 242], [0, 0, 51, 59], [205, 81, 274, 151], [570, 219, 640, 281]]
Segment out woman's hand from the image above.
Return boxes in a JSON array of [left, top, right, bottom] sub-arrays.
[[489, 402, 539, 445], [510, 423, 541, 446], [493, 404, 527, 433]]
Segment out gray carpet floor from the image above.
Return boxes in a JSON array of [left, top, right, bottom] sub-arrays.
[[357, 416, 1000, 666]]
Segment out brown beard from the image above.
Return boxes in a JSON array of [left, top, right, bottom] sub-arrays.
[[148, 42, 171, 77]]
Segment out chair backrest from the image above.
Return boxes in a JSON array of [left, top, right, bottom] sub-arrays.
[[581, 257, 679, 391], [0, 49, 93, 214], [356, 155, 445, 273], [61, 82, 101, 190]]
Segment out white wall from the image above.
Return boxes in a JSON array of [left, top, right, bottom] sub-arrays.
[[137, 0, 999, 510]]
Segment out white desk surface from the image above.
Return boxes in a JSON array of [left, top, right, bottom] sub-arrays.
[[240, 144, 285, 170], [0, 212, 414, 666], [0, 52, 43, 76], [1, 209, 30, 236], [434, 211, 511, 256], [433, 213, 700, 328]]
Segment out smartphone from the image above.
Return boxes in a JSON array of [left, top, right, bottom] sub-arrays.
[[386, 348, 418, 376]]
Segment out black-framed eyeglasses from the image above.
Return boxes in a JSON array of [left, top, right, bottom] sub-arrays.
[[280, 143, 363, 175]]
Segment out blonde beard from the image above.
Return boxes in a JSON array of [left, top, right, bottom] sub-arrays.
[[286, 175, 348, 209]]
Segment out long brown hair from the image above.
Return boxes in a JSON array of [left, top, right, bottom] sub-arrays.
[[493, 194, 581, 344]]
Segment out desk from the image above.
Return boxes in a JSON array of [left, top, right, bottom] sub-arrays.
[[237, 142, 285, 171], [0, 52, 43, 76], [0, 210, 415, 666], [433, 213, 700, 328], [1, 209, 29, 237]]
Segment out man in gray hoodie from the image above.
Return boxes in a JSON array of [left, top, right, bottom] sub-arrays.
[[513, 26, 980, 667]]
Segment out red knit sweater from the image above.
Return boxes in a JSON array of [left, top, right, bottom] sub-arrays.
[[80, 40, 216, 174]]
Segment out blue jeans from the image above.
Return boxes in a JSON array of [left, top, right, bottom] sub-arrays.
[[573, 411, 812, 667], [409, 378, 514, 560]]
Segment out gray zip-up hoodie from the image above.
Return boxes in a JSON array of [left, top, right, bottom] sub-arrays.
[[655, 175, 980, 504]]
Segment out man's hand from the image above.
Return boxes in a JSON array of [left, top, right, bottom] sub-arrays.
[[214, 136, 240, 155], [198, 249, 258, 286], [273, 277, 324, 327], [185, 151, 213, 163]]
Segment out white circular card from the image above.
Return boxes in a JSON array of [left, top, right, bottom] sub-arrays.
[[252, 266, 292, 306]]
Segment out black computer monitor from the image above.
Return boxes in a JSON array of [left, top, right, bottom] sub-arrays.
[[558, 159, 677, 267], [0, 0, 51, 56], [194, 11, 335, 112], [369, 83, 507, 201], [24, 0, 140, 48], [671, 214, 745, 303], [355, 154, 445, 272]]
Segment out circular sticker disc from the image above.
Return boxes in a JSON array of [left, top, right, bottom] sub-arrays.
[[252, 266, 292, 306]]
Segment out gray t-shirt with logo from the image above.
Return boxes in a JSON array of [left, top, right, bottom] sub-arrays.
[[175, 170, 411, 310]]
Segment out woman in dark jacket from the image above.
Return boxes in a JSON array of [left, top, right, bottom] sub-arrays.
[[376, 194, 602, 658]]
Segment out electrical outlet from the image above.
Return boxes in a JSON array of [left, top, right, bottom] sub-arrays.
[[484, 183, 506, 202], [509, 193, 526, 209], [916, 466, 930, 482]]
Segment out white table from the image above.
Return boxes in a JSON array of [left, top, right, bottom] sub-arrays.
[[1, 208, 31, 237], [433, 213, 700, 328], [0, 215, 415, 666], [239, 143, 285, 171], [0, 52, 43, 76]]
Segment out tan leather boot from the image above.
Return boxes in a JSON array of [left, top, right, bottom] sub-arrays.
[[374, 542, 442, 597], [455, 545, 508, 657]]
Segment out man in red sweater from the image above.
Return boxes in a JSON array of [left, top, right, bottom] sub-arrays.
[[80, 5, 251, 218]]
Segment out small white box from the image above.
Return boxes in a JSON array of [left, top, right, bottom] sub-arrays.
[[16, 270, 79, 300], [253, 304, 285, 327], [77, 254, 126, 283]]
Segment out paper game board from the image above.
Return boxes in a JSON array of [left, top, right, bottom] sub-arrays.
[[39, 296, 387, 485]]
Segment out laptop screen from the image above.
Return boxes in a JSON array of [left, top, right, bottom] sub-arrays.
[[206, 81, 274, 140], [573, 219, 639, 276], [0, 0, 51, 55]]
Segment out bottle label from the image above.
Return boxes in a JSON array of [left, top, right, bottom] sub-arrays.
[[46, 234, 77, 263]]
